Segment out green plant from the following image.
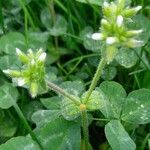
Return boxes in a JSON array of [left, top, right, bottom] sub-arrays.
[[0, 0, 150, 150]]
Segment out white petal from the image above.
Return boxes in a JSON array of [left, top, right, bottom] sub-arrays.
[[3, 69, 10, 74], [38, 52, 46, 61], [31, 59, 35, 65], [133, 29, 143, 34], [18, 78, 25, 86], [106, 37, 118, 45], [92, 33, 104, 40], [28, 49, 33, 54], [134, 6, 142, 12], [103, 1, 109, 7], [127, 39, 144, 48], [101, 19, 108, 25], [16, 48, 22, 55], [116, 15, 123, 27]]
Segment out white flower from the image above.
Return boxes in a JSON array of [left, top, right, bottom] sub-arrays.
[[91, 33, 104, 40], [127, 39, 144, 48], [17, 78, 26, 86], [134, 6, 142, 12], [3, 69, 10, 74], [103, 1, 109, 8], [116, 15, 124, 27], [106, 37, 118, 45], [31, 59, 35, 65], [38, 52, 46, 62], [16, 48, 22, 55], [101, 19, 108, 25], [126, 29, 143, 36]]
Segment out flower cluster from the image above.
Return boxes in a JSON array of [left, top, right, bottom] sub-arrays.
[[3, 48, 47, 98], [92, 0, 143, 64]]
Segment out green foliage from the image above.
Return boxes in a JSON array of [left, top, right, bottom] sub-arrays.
[[121, 89, 150, 124], [33, 117, 81, 150], [0, 0, 150, 149], [105, 120, 136, 150], [0, 136, 40, 150], [0, 82, 18, 109]]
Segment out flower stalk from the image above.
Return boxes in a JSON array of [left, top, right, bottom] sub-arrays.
[[84, 58, 106, 104]]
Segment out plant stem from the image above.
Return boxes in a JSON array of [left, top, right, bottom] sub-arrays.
[[47, 0, 59, 49], [81, 110, 89, 150], [85, 58, 106, 104], [12, 102, 43, 149], [47, 81, 81, 106]]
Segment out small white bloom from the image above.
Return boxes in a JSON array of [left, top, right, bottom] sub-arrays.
[[16, 48, 22, 55], [38, 52, 46, 61], [126, 29, 143, 36], [31, 59, 35, 65], [101, 19, 108, 25], [28, 49, 33, 54], [17, 78, 26, 86], [127, 39, 144, 48], [103, 1, 109, 7], [132, 29, 143, 34], [3, 69, 10, 74], [116, 15, 124, 27], [92, 33, 104, 40], [134, 6, 142, 12], [106, 37, 118, 45]]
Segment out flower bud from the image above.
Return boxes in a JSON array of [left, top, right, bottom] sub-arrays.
[[30, 82, 38, 98], [106, 37, 118, 45], [17, 78, 26, 86], [101, 19, 111, 30], [126, 30, 143, 37], [105, 46, 118, 64], [38, 52, 46, 62], [126, 39, 144, 48], [3, 69, 21, 77], [122, 6, 142, 18], [16, 48, 28, 64], [91, 33, 105, 40], [116, 15, 124, 27]]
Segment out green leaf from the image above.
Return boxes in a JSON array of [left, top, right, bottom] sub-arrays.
[[131, 14, 150, 45], [49, 15, 67, 36], [60, 81, 85, 96], [98, 81, 126, 119], [61, 96, 80, 121], [40, 96, 61, 109], [101, 66, 117, 80], [105, 120, 136, 150], [41, 8, 52, 30], [28, 32, 49, 50], [22, 101, 43, 122], [115, 48, 138, 68], [81, 90, 104, 111], [76, 0, 104, 6], [0, 136, 40, 150], [41, 8, 67, 36], [0, 83, 18, 109], [32, 110, 61, 128], [121, 89, 150, 124], [0, 55, 21, 70], [0, 32, 26, 54], [0, 112, 17, 137], [0, 32, 26, 69], [34, 117, 81, 150]]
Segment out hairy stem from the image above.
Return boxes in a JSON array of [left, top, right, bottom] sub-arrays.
[[85, 58, 106, 103], [81, 110, 89, 150], [12, 102, 43, 149], [47, 81, 81, 106]]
